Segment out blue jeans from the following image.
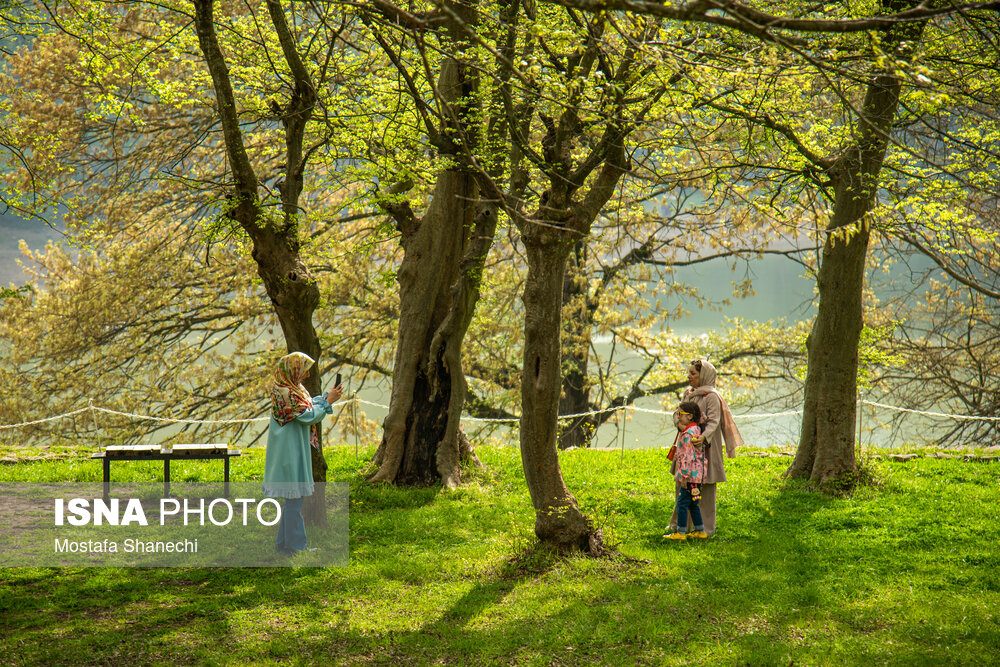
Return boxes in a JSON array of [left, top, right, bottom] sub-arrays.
[[676, 484, 704, 532], [275, 496, 307, 554]]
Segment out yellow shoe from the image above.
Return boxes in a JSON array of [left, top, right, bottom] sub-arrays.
[[664, 532, 687, 540], [688, 531, 708, 539]]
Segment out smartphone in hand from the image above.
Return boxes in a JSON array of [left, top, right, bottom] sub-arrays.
[[335, 372, 342, 388]]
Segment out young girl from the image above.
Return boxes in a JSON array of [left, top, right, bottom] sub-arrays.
[[666, 401, 708, 540]]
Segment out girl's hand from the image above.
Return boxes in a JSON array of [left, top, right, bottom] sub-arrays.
[[691, 435, 704, 445], [326, 385, 343, 403]]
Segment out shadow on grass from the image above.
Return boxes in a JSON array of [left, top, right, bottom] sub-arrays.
[[6, 458, 999, 666], [1, 566, 316, 665], [1, 478, 822, 664], [655, 475, 998, 665]]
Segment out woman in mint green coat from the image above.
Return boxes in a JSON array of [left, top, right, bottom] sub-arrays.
[[263, 352, 342, 554]]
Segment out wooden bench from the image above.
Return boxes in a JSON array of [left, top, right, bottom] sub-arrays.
[[90, 444, 241, 501]]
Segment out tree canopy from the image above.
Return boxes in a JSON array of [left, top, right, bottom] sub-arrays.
[[2, 0, 999, 547]]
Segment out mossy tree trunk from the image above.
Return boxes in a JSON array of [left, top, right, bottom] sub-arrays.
[[369, 2, 498, 487], [789, 2, 927, 486]]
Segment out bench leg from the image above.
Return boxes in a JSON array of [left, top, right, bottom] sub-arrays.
[[103, 458, 111, 503], [224, 456, 230, 497], [164, 459, 170, 498]]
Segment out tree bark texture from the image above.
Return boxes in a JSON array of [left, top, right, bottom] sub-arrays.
[[370, 167, 479, 486], [520, 228, 604, 552], [510, 52, 629, 545], [790, 4, 927, 484], [193, 0, 327, 517], [370, 54, 496, 487], [790, 215, 870, 484]]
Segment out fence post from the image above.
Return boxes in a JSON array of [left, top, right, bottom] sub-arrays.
[[856, 389, 863, 463], [89, 399, 102, 453], [353, 395, 359, 457], [619, 404, 627, 465]]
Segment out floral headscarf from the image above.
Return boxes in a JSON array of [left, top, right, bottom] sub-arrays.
[[270, 352, 315, 425]]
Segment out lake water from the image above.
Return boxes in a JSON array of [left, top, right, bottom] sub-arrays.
[[2, 214, 936, 449], [0, 213, 63, 285]]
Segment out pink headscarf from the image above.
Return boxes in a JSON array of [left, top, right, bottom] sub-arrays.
[[685, 359, 743, 457]]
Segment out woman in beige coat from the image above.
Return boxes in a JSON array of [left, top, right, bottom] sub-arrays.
[[668, 359, 743, 536]]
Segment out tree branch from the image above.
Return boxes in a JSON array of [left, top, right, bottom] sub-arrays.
[[192, 0, 258, 200], [375, 178, 419, 236], [899, 234, 1000, 299], [266, 0, 317, 225], [704, 101, 835, 172], [540, 0, 1000, 35]]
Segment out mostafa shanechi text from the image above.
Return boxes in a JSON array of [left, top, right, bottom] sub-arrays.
[[54, 538, 199, 553]]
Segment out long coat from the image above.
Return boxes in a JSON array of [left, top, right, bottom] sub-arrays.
[[262, 396, 332, 499], [679, 388, 728, 484]]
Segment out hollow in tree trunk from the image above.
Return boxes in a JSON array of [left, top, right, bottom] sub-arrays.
[[369, 168, 491, 487], [369, 53, 497, 488]]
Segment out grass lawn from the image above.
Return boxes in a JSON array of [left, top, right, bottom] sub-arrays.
[[1, 444, 998, 665]]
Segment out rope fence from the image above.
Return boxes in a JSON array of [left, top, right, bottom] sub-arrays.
[[859, 400, 1000, 422], [0, 398, 995, 431]]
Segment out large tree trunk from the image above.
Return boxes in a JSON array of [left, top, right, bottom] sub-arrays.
[[790, 205, 869, 484], [521, 229, 604, 552], [370, 166, 481, 486], [194, 0, 327, 520], [513, 74, 627, 551], [789, 4, 926, 485], [370, 50, 496, 488]]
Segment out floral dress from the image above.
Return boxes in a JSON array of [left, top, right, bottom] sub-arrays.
[[674, 423, 707, 486]]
